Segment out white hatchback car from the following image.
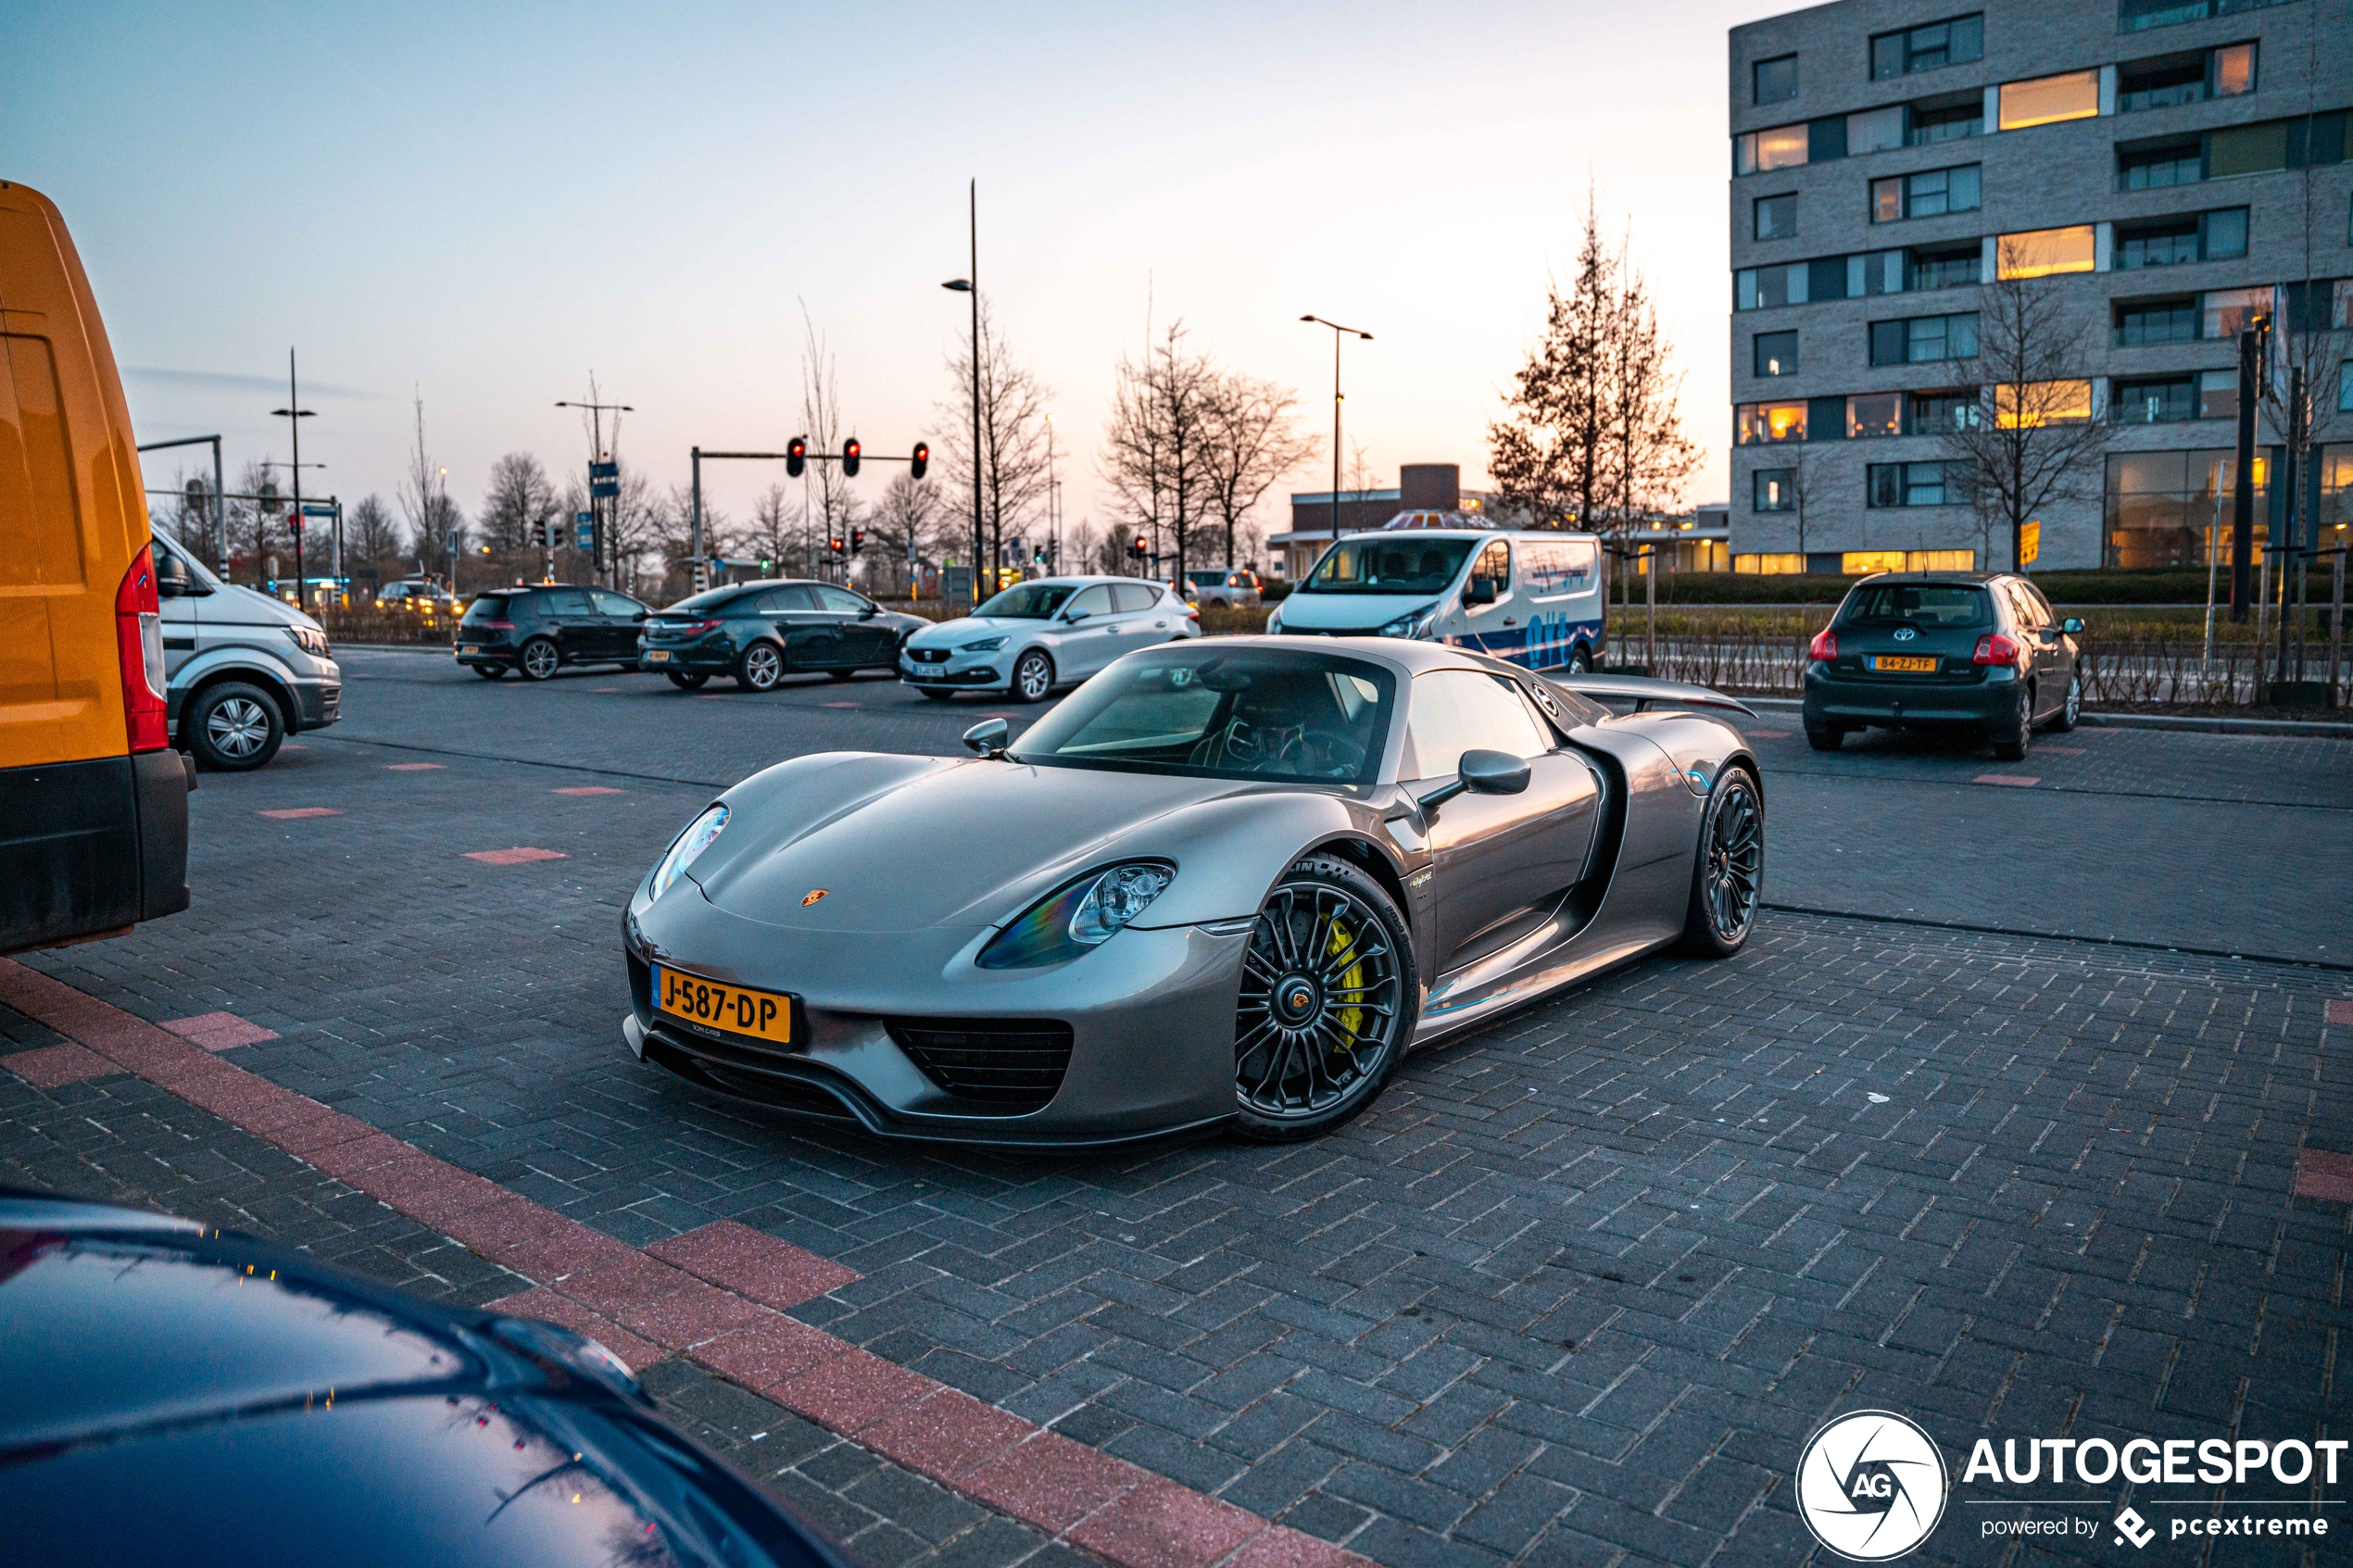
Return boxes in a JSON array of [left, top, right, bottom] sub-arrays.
[[899, 576, 1201, 702]]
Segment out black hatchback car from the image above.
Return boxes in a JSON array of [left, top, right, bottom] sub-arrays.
[[458, 585, 652, 680], [1802, 572, 2084, 761], [639, 581, 927, 691], [0, 1188, 853, 1568]]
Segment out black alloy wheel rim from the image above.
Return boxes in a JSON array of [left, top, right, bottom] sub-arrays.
[[522, 640, 558, 679], [1235, 882, 1403, 1120], [1703, 778, 1762, 942]]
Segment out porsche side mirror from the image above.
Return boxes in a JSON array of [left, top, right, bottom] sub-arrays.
[[962, 718, 1010, 759], [2061, 617, 2085, 634], [1461, 749, 1531, 795], [1465, 578, 1498, 607]]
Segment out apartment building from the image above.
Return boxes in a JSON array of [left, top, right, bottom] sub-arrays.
[[1727, 0, 2352, 573]]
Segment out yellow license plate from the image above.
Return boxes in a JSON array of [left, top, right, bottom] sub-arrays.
[[646, 649, 671, 662], [458, 645, 479, 656], [652, 965, 792, 1045], [1869, 655, 1938, 672]]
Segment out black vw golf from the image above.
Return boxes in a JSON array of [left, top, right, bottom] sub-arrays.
[[1803, 572, 2083, 760], [640, 581, 928, 691], [457, 584, 651, 680]]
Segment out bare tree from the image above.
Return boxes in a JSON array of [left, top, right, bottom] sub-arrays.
[[1937, 239, 2110, 573], [479, 452, 556, 551], [863, 470, 941, 597], [1101, 322, 1217, 584], [938, 296, 1052, 594], [799, 308, 862, 579], [1202, 372, 1315, 570], [346, 495, 402, 581], [601, 462, 666, 596], [397, 395, 463, 577], [744, 483, 806, 577]]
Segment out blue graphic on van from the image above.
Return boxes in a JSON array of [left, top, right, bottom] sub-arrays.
[[1447, 612, 1604, 670]]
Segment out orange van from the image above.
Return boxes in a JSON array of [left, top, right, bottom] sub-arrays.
[[0, 180, 191, 954]]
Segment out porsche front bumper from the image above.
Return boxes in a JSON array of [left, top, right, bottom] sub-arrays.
[[622, 889, 1253, 1148]]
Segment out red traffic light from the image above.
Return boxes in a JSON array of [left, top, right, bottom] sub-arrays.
[[842, 437, 861, 478], [911, 441, 930, 481], [828, 535, 846, 554], [1129, 535, 1150, 557], [850, 530, 865, 554], [786, 436, 807, 478]]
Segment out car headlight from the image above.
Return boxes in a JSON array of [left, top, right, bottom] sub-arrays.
[[285, 625, 330, 658], [648, 805, 728, 902], [959, 636, 1009, 653], [1265, 603, 1283, 632], [1378, 606, 1437, 639], [976, 861, 1174, 969]]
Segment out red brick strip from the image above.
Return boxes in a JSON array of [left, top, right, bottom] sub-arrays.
[[2328, 999, 2353, 1027], [0, 958, 1370, 1568], [162, 1011, 281, 1051], [1971, 773, 2038, 787], [258, 807, 341, 820], [2295, 1148, 2353, 1204], [464, 847, 568, 865]]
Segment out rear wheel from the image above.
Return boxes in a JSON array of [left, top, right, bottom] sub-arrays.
[[666, 671, 710, 690], [472, 664, 507, 680], [518, 636, 560, 681], [1012, 648, 1054, 703], [1680, 766, 1762, 957], [1567, 644, 1593, 675], [2046, 673, 2082, 733], [186, 681, 284, 771], [736, 642, 784, 692], [918, 688, 959, 702], [1230, 855, 1416, 1143], [826, 669, 857, 683], [1805, 723, 1845, 751], [1989, 686, 2032, 761]]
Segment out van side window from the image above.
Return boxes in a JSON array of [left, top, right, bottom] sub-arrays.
[[1470, 541, 1511, 596], [1520, 539, 1597, 595]]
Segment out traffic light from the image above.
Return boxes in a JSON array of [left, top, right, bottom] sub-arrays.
[[1130, 534, 1151, 560], [850, 530, 865, 556], [786, 436, 807, 478], [911, 442, 929, 481], [759, 557, 774, 572], [842, 438, 862, 478], [828, 535, 846, 556]]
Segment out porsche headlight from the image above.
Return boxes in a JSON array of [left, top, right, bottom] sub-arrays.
[[959, 636, 1009, 653], [1378, 606, 1437, 640], [648, 805, 728, 902], [977, 861, 1174, 970]]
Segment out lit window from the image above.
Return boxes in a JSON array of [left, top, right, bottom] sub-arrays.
[[1753, 469, 1796, 511], [1736, 402, 1809, 444], [1737, 124, 1811, 174], [1998, 70, 2101, 131], [1733, 553, 1806, 574], [1996, 226, 2096, 278], [2202, 284, 2271, 338], [1994, 380, 2094, 428], [1847, 393, 1904, 438], [1843, 551, 1910, 574], [1910, 549, 1977, 571], [2212, 42, 2255, 96]]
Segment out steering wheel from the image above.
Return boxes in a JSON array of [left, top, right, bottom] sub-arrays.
[[1262, 727, 1364, 778]]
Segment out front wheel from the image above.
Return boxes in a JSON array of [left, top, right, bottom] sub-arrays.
[[736, 642, 784, 692], [1012, 648, 1054, 703], [1229, 854, 1416, 1143], [666, 671, 710, 690], [518, 636, 560, 681], [918, 687, 959, 702], [1680, 766, 1763, 958], [1805, 723, 1845, 751], [472, 664, 507, 680], [185, 681, 285, 771], [825, 669, 857, 683]]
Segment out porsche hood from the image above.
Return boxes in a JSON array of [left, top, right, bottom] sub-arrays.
[[682, 752, 1269, 935]]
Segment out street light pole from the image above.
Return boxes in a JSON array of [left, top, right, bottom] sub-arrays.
[[557, 395, 633, 588], [1300, 315, 1373, 555], [270, 348, 317, 608], [943, 181, 983, 608]]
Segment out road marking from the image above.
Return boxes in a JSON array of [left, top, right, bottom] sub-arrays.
[[822, 702, 856, 709], [2295, 1148, 2353, 1203], [258, 807, 341, 819], [0, 959, 1373, 1568], [1746, 729, 1792, 738], [591, 687, 622, 693], [552, 786, 626, 797], [2328, 999, 2353, 1026], [386, 762, 445, 771], [162, 1011, 280, 1051], [464, 847, 569, 864], [1972, 773, 2039, 786]]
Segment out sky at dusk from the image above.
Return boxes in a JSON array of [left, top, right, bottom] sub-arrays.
[[8, 0, 1792, 559]]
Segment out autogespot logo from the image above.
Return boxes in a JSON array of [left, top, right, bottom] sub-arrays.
[[1796, 1411, 1950, 1561]]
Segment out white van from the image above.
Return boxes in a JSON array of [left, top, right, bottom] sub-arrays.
[[1267, 527, 1607, 672]]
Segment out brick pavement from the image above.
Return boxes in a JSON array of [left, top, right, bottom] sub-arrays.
[[5, 659, 2351, 1564]]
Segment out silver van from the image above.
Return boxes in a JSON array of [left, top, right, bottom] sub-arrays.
[[1267, 527, 1608, 672], [150, 534, 342, 771]]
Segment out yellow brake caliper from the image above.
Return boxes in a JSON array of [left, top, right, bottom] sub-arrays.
[[1327, 914, 1365, 1051]]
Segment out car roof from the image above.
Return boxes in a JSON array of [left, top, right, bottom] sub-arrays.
[[1197, 633, 1500, 678], [1849, 571, 2007, 586]]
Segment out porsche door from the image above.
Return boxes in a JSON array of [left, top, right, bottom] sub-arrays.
[[1405, 668, 1601, 972]]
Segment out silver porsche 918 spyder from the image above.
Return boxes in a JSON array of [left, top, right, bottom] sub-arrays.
[[620, 637, 1763, 1147]]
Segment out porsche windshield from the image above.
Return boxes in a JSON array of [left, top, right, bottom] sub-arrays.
[[975, 583, 1077, 619], [1300, 537, 1477, 595], [1011, 648, 1394, 785]]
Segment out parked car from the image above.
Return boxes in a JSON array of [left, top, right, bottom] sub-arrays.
[[899, 576, 1200, 702], [1182, 569, 1263, 608], [1802, 571, 2083, 760], [1270, 528, 1607, 674], [149, 534, 344, 770], [640, 581, 927, 691], [458, 584, 651, 680], [0, 1187, 856, 1567], [0, 180, 191, 957]]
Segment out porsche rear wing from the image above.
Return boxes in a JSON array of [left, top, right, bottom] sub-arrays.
[[1547, 673, 1756, 718]]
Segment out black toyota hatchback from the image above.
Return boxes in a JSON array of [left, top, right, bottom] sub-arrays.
[[458, 584, 652, 680], [0, 1188, 853, 1568], [640, 581, 927, 692], [1802, 572, 2084, 761]]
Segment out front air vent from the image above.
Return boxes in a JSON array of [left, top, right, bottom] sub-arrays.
[[885, 1018, 1074, 1113]]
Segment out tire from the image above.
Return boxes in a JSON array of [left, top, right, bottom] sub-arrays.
[[918, 688, 959, 702], [1805, 723, 1844, 751], [825, 669, 857, 684], [517, 636, 560, 682], [1567, 644, 1593, 675], [1229, 853, 1417, 1143], [472, 664, 507, 680], [666, 671, 710, 690], [736, 642, 784, 692], [2045, 673, 2082, 733], [1989, 685, 2032, 762], [185, 681, 285, 771], [1011, 648, 1055, 703], [1679, 766, 1763, 958]]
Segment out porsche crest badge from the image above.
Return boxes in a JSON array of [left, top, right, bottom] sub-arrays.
[[802, 889, 829, 906]]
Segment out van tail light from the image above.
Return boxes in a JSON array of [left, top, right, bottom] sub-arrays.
[[1807, 629, 1837, 661], [116, 546, 170, 753], [1971, 633, 2020, 668]]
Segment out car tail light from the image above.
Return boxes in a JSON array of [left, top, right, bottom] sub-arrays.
[[1807, 629, 1837, 661], [1972, 633, 2020, 667], [664, 619, 721, 636], [473, 620, 515, 631], [116, 546, 170, 753]]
